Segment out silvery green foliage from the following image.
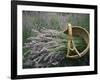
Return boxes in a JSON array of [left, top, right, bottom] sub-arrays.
[[23, 28, 67, 68]]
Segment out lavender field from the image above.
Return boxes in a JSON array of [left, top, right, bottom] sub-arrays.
[[22, 11, 90, 68]]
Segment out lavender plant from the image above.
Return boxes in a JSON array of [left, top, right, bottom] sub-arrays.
[[23, 11, 89, 68]]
